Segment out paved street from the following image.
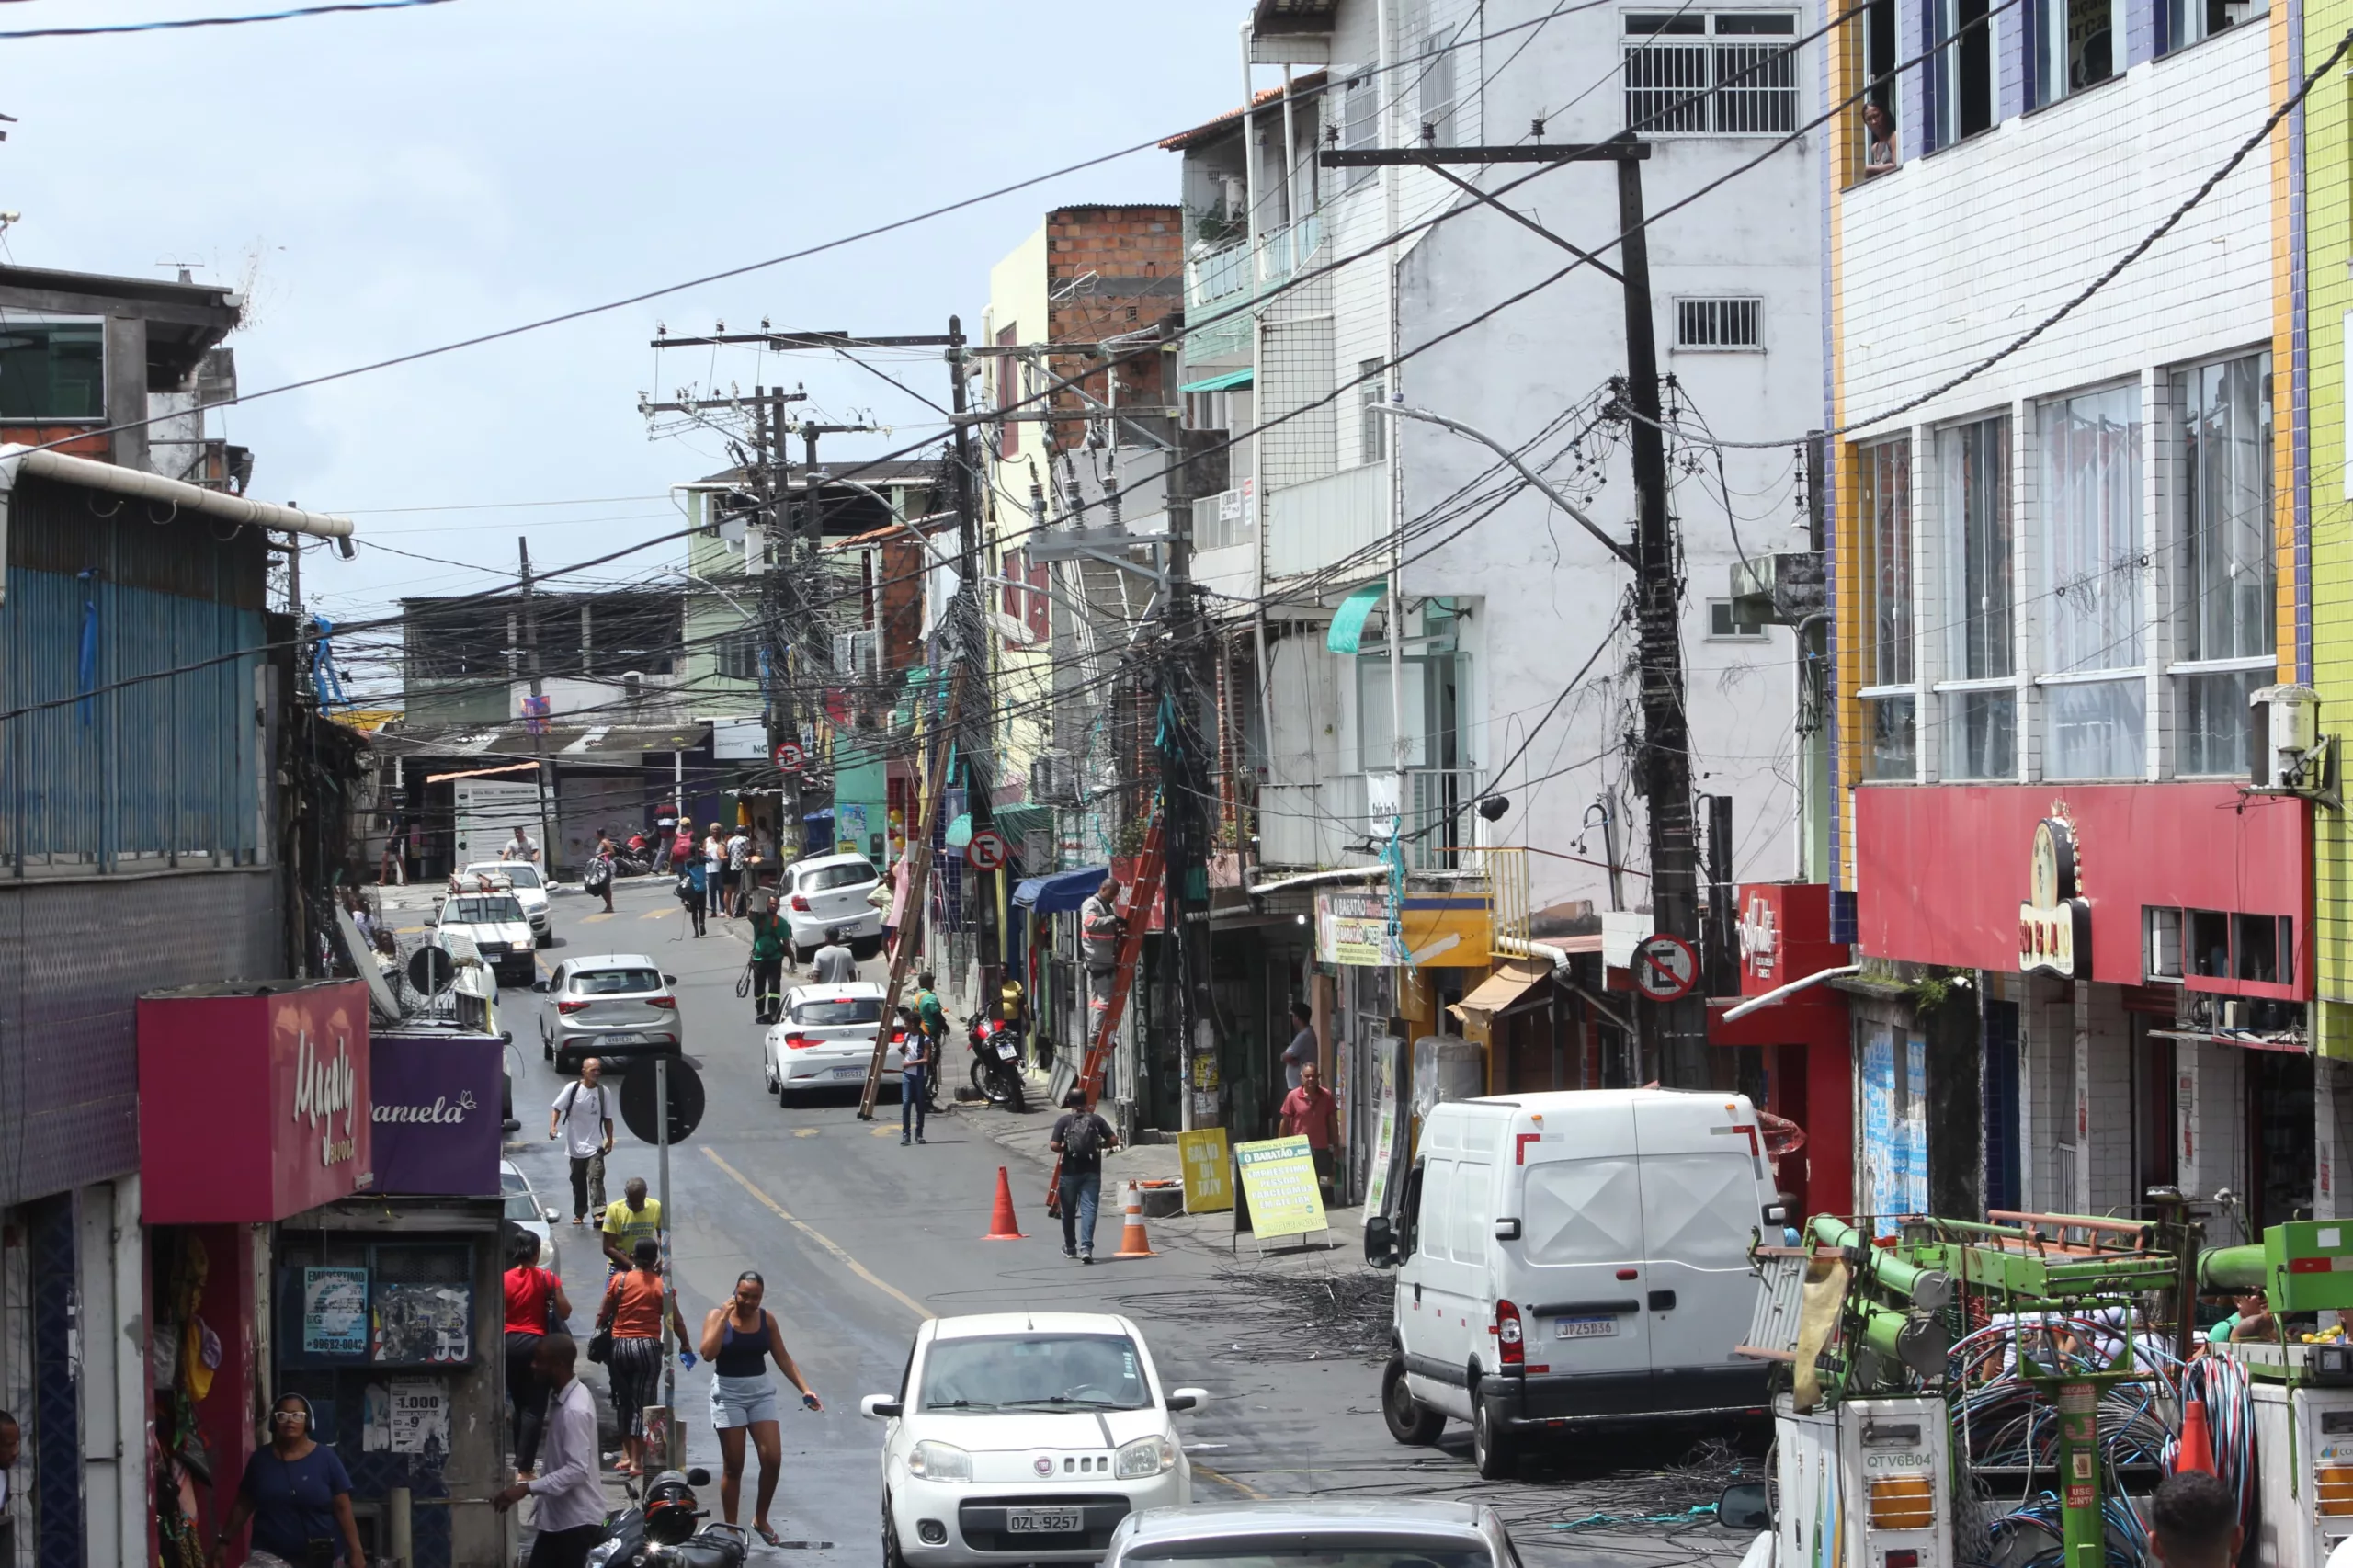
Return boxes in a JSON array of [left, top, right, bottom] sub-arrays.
[[439, 876, 1757, 1567]]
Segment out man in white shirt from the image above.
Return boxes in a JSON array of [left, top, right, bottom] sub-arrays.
[[725, 826, 751, 916], [702, 824, 726, 915], [493, 1336, 605, 1567], [504, 824, 541, 864], [548, 1060, 613, 1224], [811, 927, 858, 984]]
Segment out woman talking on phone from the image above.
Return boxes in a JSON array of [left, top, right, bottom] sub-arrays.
[[699, 1270, 823, 1545]]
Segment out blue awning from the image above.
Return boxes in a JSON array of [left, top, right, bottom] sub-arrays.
[[1326, 580, 1386, 654], [1013, 865, 1110, 915], [1178, 367, 1254, 394]]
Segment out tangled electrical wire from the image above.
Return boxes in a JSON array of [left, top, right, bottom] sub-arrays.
[[1119, 1269, 1399, 1366]]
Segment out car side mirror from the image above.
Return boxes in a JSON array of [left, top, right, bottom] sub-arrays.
[[664, 973, 679, 986], [1363, 1215, 1397, 1269], [1494, 1218, 1522, 1242], [860, 1394, 903, 1421], [1165, 1387, 1207, 1412], [531, 980, 550, 994], [1718, 1483, 1772, 1532], [543, 1207, 560, 1224]]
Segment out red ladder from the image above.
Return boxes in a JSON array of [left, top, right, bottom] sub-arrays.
[[1047, 809, 1165, 1216]]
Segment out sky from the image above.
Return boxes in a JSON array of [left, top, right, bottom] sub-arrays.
[[0, 0, 1245, 689]]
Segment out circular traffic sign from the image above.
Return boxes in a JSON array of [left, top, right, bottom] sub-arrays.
[[965, 827, 1010, 870], [774, 740, 804, 770], [1631, 934, 1699, 1002], [619, 1056, 707, 1145], [405, 944, 455, 997]]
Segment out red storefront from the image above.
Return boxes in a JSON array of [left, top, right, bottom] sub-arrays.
[[1711, 881, 1854, 1221]]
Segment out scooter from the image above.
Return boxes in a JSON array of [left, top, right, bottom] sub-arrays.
[[585, 1467, 749, 1568], [966, 1014, 1028, 1111]]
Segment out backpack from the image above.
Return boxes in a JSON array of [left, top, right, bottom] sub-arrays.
[[1063, 1112, 1104, 1164]]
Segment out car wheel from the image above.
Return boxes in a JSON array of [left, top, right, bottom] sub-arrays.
[[536, 932, 552, 949], [779, 1083, 798, 1108], [763, 1053, 779, 1093], [1381, 1357, 1444, 1446], [541, 1028, 554, 1062], [881, 1494, 907, 1568], [1472, 1394, 1519, 1480]]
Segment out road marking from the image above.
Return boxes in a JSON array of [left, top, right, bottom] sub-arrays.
[[792, 1128, 820, 1138], [395, 926, 427, 935], [701, 1147, 934, 1321], [580, 912, 614, 924], [1189, 1461, 1267, 1500], [639, 907, 673, 920], [870, 1126, 897, 1139]]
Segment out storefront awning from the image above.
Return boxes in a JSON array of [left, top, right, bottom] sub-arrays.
[[1448, 958, 1552, 1021], [1178, 367, 1254, 394], [1014, 865, 1111, 915]]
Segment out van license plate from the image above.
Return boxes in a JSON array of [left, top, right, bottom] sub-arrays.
[[1555, 1316, 1618, 1339], [1006, 1509, 1083, 1534]]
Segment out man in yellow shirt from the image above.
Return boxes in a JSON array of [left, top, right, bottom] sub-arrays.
[[600, 1177, 664, 1276]]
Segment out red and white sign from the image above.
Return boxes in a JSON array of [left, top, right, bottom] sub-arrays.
[[137, 980, 373, 1223], [965, 827, 1010, 870], [774, 740, 804, 770], [1631, 934, 1699, 1001]]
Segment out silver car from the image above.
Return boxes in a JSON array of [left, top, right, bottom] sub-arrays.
[[534, 954, 682, 1074], [1104, 1502, 1522, 1568]]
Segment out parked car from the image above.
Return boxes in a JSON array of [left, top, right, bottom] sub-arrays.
[[1364, 1088, 1775, 1478], [1105, 1501, 1521, 1568], [500, 1158, 560, 1271], [861, 1312, 1206, 1568], [460, 860, 551, 947], [781, 852, 883, 961], [534, 954, 682, 1074], [432, 892, 538, 987], [764, 982, 905, 1105]]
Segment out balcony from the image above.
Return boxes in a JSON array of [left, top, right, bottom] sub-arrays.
[[1183, 213, 1325, 360], [1266, 462, 1385, 579], [1258, 767, 1485, 874]]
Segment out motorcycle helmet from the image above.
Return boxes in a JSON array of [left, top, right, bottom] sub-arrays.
[[642, 1470, 702, 1545]]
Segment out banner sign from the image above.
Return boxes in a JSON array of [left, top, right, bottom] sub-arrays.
[[369, 1033, 503, 1197], [1233, 1135, 1329, 1239], [301, 1267, 369, 1357], [1178, 1128, 1233, 1214], [1362, 1036, 1407, 1219], [1315, 888, 1493, 969]]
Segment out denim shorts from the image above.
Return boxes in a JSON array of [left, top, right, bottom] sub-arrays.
[[710, 1372, 779, 1429]]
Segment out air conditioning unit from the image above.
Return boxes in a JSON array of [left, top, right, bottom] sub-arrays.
[[2249, 683, 2323, 790], [1030, 753, 1076, 805]]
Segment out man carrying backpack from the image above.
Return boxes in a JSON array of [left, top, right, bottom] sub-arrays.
[[1049, 1087, 1120, 1263]]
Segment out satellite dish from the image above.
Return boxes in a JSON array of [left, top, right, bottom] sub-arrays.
[[336, 904, 402, 1022], [406, 945, 457, 997]]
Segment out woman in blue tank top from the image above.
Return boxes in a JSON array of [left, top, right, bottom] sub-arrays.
[[699, 1270, 824, 1544]]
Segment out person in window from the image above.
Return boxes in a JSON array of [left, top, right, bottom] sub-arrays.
[[213, 1394, 366, 1568], [1862, 101, 1898, 172]]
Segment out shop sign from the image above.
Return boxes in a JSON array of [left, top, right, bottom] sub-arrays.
[[1233, 1135, 1327, 1239], [369, 1033, 503, 1196], [1740, 893, 1779, 980], [295, 1029, 360, 1169], [1315, 887, 1493, 968], [2018, 816, 2091, 979], [1178, 1128, 1233, 1214]]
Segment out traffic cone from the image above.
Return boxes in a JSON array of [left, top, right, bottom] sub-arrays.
[[983, 1166, 1027, 1240], [1113, 1181, 1156, 1258], [2177, 1396, 2216, 1474]]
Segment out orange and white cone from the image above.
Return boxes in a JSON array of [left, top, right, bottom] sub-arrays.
[[1113, 1181, 1156, 1258], [983, 1166, 1027, 1240]]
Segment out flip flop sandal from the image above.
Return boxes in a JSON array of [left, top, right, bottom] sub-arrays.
[[756, 1522, 785, 1547]]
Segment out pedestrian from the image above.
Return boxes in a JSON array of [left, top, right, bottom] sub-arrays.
[[699, 1271, 824, 1544], [503, 1232, 572, 1477], [0, 1409, 18, 1566], [549, 1059, 613, 1225], [754, 820, 777, 864], [504, 823, 542, 865], [380, 815, 407, 886], [726, 823, 751, 916], [595, 1237, 695, 1477], [1079, 877, 1123, 1028], [600, 1176, 665, 1277], [670, 822, 693, 871], [749, 889, 787, 1024], [872, 860, 902, 956], [1282, 999, 1318, 1091], [677, 858, 708, 937], [2208, 1288, 2275, 1345], [1050, 1088, 1120, 1262], [811, 926, 857, 984], [584, 836, 615, 915], [2147, 1471, 2239, 1568], [211, 1394, 367, 1568], [901, 996, 933, 1146], [703, 823, 726, 916], [490, 1336, 604, 1568], [1279, 1062, 1341, 1197]]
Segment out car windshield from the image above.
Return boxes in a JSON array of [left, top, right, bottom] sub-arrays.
[[572, 969, 662, 995], [501, 1167, 528, 1193], [450, 896, 526, 924], [498, 865, 542, 889], [792, 997, 881, 1026], [503, 1193, 542, 1221], [1131, 1552, 1491, 1568], [799, 861, 876, 892], [917, 1333, 1151, 1411]]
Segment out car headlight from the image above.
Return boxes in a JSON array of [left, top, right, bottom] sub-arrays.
[[1115, 1434, 1176, 1479], [908, 1440, 972, 1482]]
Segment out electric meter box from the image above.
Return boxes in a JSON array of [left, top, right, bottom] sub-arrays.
[[2250, 1381, 2353, 1568], [1775, 1393, 1950, 1568]]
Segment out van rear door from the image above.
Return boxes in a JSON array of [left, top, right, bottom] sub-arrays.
[[1516, 1110, 1650, 1388], [1631, 1095, 1768, 1394]]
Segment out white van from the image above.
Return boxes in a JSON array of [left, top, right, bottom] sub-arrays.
[[1364, 1088, 1778, 1477]]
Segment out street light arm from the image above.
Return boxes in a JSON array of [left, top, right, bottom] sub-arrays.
[[1373, 403, 1636, 568]]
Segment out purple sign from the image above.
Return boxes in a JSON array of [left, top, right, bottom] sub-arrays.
[[369, 1033, 502, 1196]]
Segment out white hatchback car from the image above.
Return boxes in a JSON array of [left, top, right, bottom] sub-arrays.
[[764, 982, 905, 1104], [782, 852, 884, 960], [861, 1312, 1205, 1568], [460, 861, 551, 946]]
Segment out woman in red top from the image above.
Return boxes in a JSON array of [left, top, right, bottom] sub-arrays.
[[502, 1233, 571, 1477]]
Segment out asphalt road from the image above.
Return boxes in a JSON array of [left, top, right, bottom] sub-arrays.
[[471, 874, 1756, 1568]]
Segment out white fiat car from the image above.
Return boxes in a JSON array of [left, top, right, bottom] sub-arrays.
[[861, 1313, 1206, 1567]]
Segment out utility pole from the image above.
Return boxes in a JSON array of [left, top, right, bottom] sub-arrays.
[[1162, 435, 1222, 1131], [947, 314, 1003, 1009], [519, 537, 555, 873]]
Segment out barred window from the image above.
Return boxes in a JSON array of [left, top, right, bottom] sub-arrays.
[[1624, 12, 1799, 135], [1674, 298, 1762, 350], [715, 627, 763, 682]]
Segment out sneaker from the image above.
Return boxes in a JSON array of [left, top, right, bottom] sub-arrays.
[[900, 1135, 911, 1146], [1062, 1246, 1077, 1259], [1080, 1253, 1095, 1266], [915, 1134, 926, 1144]]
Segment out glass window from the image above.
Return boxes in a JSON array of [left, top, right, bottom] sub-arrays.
[[2030, 0, 2119, 108], [2179, 667, 2265, 776], [2146, 906, 2184, 979], [2177, 354, 2273, 659], [1929, 0, 1993, 149], [1623, 13, 1799, 135], [797, 859, 877, 892], [2166, 0, 2268, 52], [0, 319, 105, 421], [1866, 693, 1918, 780], [1859, 438, 1914, 687], [790, 996, 883, 1026], [1359, 358, 1388, 464], [916, 1334, 1151, 1412], [2040, 385, 2144, 779], [1949, 689, 2016, 779], [2046, 680, 2145, 778], [1342, 70, 1380, 190], [450, 895, 526, 924], [1943, 417, 2011, 679], [571, 968, 664, 994]]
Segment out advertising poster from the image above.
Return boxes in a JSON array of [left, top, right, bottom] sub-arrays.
[[301, 1267, 369, 1357], [386, 1376, 449, 1456], [1178, 1128, 1233, 1214], [1233, 1135, 1328, 1240], [1317, 891, 1398, 967], [1362, 1037, 1406, 1219]]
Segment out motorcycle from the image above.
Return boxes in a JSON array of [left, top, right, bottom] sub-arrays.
[[585, 1467, 749, 1568], [966, 1014, 1028, 1111]]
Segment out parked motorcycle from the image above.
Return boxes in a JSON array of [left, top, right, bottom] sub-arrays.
[[966, 1014, 1027, 1111], [585, 1467, 749, 1568]]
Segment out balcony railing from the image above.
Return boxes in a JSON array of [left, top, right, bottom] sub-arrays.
[[1265, 462, 1386, 579], [1184, 212, 1326, 319]]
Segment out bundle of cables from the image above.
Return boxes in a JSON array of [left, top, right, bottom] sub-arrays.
[[2164, 1353, 2259, 1528]]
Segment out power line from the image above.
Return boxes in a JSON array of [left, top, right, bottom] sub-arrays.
[[0, 0, 454, 39]]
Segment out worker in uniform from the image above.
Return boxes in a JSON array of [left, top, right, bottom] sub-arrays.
[[746, 868, 785, 1025], [1078, 878, 1123, 1038]]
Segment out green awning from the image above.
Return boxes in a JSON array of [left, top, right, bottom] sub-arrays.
[[1326, 581, 1387, 654], [945, 812, 973, 848], [1178, 368, 1254, 394]]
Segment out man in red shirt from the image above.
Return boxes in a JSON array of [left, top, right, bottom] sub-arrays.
[[1279, 1062, 1340, 1197]]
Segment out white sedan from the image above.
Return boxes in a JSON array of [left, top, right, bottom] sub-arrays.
[[861, 1312, 1205, 1568], [764, 982, 906, 1104], [460, 861, 551, 947]]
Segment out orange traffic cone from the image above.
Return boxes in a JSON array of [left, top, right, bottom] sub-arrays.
[[983, 1166, 1027, 1240], [1113, 1181, 1155, 1258], [2177, 1396, 2216, 1474]]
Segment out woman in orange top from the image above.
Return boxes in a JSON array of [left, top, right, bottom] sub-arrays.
[[597, 1236, 692, 1475]]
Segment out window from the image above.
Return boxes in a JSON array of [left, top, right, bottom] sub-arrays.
[[2145, 906, 2184, 979], [1858, 437, 1915, 778], [1708, 598, 1766, 639], [1186, 389, 1230, 432], [1938, 415, 2013, 778], [1928, 0, 1993, 150], [1342, 69, 1380, 190], [0, 318, 104, 421], [995, 325, 1020, 460], [1623, 12, 1800, 136], [1359, 359, 1388, 463], [1416, 21, 1460, 145], [2165, 907, 2296, 986], [2174, 351, 2273, 777], [2029, 0, 2120, 108], [2165, 0, 2266, 52], [2040, 384, 2144, 779], [715, 628, 763, 682], [1675, 298, 1763, 350]]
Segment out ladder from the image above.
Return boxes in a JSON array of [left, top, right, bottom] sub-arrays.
[[1047, 806, 1165, 1216]]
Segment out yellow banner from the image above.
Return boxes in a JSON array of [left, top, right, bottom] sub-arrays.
[[1233, 1135, 1328, 1239], [1178, 1128, 1233, 1213]]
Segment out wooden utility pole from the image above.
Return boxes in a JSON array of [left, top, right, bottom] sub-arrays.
[[858, 662, 968, 1118]]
